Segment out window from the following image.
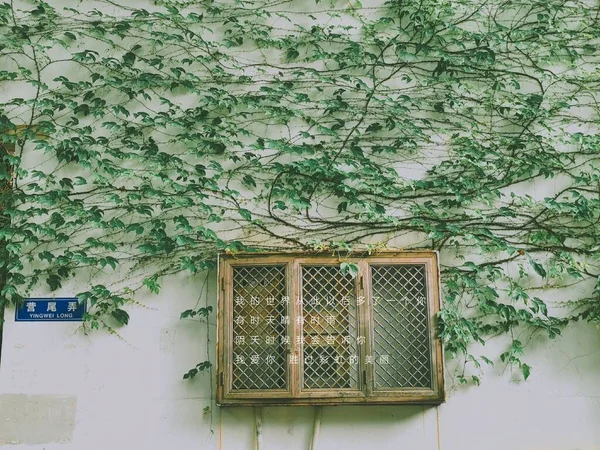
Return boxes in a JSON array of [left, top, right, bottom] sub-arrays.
[[216, 251, 444, 405]]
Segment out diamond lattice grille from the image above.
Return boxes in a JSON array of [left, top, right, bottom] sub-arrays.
[[301, 266, 359, 389], [371, 265, 432, 388], [232, 266, 287, 390]]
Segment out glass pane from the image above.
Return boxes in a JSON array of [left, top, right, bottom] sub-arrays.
[[231, 265, 287, 390], [301, 266, 359, 389], [371, 265, 432, 388]]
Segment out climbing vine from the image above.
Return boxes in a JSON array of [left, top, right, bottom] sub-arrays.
[[1, 0, 599, 386]]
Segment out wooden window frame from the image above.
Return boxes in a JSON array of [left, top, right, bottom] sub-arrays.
[[217, 251, 444, 406]]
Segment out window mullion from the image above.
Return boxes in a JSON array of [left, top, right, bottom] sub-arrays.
[[358, 259, 373, 397], [290, 259, 300, 398]]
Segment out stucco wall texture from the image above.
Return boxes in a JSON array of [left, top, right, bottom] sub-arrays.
[[0, 272, 599, 450]]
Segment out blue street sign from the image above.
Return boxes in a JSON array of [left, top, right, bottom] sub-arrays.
[[15, 298, 86, 322]]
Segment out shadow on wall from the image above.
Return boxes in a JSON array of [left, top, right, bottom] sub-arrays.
[[219, 404, 435, 450]]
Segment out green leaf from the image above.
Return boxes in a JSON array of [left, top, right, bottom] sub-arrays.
[[39, 251, 54, 262], [126, 224, 145, 235], [242, 174, 256, 188], [365, 122, 382, 133], [286, 48, 300, 60], [521, 363, 531, 380], [183, 369, 197, 379], [238, 208, 252, 220], [530, 260, 547, 278], [480, 356, 494, 366], [180, 309, 194, 319], [340, 262, 359, 278], [123, 52, 136, 66], [273, 201, 287, 210], [111, 308, 130, 325], [46, 275, 62, 291], [143, 275, 160, 294], [511, 340, 524, 355]]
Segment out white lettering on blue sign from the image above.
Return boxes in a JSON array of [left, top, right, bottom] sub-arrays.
[[15, 298, 85, 322]]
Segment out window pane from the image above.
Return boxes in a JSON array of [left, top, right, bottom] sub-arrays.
[[371, 265, 432, 388], [301, 266, 359, 389], [231, 266, 287, 390]]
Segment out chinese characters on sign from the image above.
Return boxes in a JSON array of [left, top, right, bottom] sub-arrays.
[[15, 298, 86, 322]]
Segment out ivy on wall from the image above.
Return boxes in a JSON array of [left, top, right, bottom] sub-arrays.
[[0, 0, 599, 385]]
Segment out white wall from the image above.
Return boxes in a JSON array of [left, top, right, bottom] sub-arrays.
[[2, 0, 599, 448], [1, 269, 599, 450]]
